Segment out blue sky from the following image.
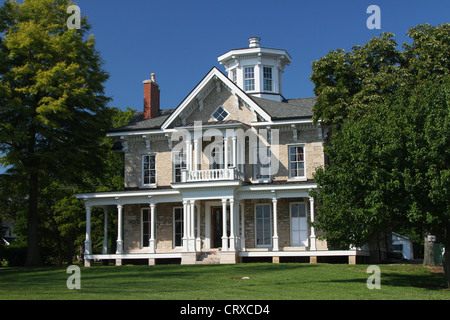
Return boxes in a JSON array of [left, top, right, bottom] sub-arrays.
[[73, 0, 448, 112], [0, 0, 448, 173]]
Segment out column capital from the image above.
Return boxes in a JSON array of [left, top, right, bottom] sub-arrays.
[[117, 204, 123, 210], [149, 203, 156, 208], [221, 198, 228, 204], [272, 198, 278, 204], [229, 198, 234, 204]]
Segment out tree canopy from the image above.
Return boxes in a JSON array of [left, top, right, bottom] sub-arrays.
[[310, 23, 450, 286], [0, 0, 112, 265]]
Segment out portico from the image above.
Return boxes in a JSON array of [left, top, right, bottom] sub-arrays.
[[77, 182, 369, 267]]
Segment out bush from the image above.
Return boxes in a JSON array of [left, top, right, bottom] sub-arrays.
[[0, 244, 27, 266]]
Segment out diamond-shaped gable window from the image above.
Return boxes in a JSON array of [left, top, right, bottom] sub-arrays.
[[211, 106, 229, 121]]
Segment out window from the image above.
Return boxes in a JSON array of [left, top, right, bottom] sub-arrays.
[[230, 68, 237, 83], [142, 208, 151, 247], [173, 207, 184, 247], [142, 154, 156, 185], [255, 204, 272, 246], [211, 105, 229, 121], [173, 151, 186, 182], [290, 203, 308, 246], [289, 145, 305, 178], [244, 66, 255, 91], [263, 67, 272, 91], [253, 146, 271, 181]]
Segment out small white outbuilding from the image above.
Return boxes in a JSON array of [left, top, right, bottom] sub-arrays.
[[392, 232, 414, 260]]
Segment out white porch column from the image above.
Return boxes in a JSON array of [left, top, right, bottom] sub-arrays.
[[240, 203, 246, 251], [185, 139, 192, 172], [193, 139, 199, 170], [272, 198, 279, 251], [189, 200, 196, 251], [221, 198, 228, 251], [102, 207, 109, 254], [309, 197, 317, 251], [196, 203, 201, 251], [223, 137, 229, 168], [231, 136, 237, 168], [116, 204, 123, 254], [182, 200, 188, 252], [235, 200, 240, 251], [149, 203, 156, 253], [229, 198, 235, 251], [84, 204, 92, 255]]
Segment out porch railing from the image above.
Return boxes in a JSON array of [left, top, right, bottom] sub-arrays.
[[181, 168, 244, 182]]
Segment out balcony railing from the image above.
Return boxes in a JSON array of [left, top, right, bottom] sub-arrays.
[[181, 168, 244, 182]]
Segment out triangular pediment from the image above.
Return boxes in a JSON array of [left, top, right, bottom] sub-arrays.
[[161, 67, 271, 130]]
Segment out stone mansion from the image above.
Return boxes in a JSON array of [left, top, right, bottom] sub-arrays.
[[76, 37, 371, 266]]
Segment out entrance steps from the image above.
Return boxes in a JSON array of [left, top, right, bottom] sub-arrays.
[[196, 251, 220, 264]]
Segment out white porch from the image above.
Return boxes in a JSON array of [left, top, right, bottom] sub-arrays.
[[76, 183, 369, 266]]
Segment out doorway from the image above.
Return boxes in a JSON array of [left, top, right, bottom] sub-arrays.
[[210, 206, 230, 248]]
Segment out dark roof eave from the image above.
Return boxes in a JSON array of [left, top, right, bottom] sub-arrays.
[[106, 125, 164, 134]]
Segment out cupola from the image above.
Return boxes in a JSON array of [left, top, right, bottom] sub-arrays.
[[218, 37, 291, 102]]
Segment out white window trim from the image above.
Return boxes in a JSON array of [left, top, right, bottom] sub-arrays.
[[141, 208, 151, 249], [172, 150, 186, 183], [173, 206, 184, 249], [211, 105, 230, 122], [244, 65, 256, 92], [263, 66, 273, 92], [287, 144, 307, 181], [289, 202, 309, 247], [141, 154, 157, 187], [254, 203, 272, 248]]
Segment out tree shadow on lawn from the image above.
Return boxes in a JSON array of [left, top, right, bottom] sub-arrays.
[[313, 269, 448, 291]]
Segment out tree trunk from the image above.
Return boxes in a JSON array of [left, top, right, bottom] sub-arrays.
[[24, 171, 42, 266], [443, 223, 450, 289], [67, 239, 73, 265], [443, 246, 450, 288]]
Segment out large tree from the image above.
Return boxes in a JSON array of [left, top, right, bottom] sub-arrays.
[[310, 24, 450, 286], [0, 0, 112, 266]]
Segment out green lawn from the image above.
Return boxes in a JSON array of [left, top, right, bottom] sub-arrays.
[[0, 263, 448, 300]]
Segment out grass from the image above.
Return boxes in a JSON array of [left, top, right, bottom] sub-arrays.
[[0, 263, 449, 300]]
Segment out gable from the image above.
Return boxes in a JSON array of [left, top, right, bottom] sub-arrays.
[[184, 81, 255, 125], [161, 67, 271, 130]]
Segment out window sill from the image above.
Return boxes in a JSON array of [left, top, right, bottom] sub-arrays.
[[287, 177, 307, 182], [140, 184, 157, 189], [251, 179, 272, 184]]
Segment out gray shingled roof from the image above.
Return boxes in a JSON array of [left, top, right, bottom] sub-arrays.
[[251, 96, 316, 120], [107, 108, 174, 133], [108, 96, 316, 133]]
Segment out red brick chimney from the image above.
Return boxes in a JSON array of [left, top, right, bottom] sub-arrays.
[[143, 73, 160, 119]]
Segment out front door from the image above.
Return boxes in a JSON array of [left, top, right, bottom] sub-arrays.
[[211, 206, 230, 248]]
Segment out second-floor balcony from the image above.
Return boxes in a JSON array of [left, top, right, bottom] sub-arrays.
[[181, 167, 244, 183]]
